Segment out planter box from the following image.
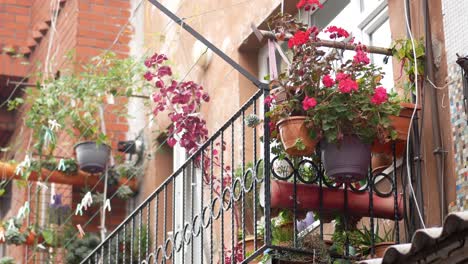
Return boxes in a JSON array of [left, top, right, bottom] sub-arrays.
[[270, 181, 403, 220], [0, 162, 138, 191]]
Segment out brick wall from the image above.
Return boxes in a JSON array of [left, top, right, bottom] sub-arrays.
[[1, 0, 134, 262], [442, 0, 468, 212]]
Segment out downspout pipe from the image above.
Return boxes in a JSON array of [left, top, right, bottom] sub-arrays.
[[423, 0, 447, 221]]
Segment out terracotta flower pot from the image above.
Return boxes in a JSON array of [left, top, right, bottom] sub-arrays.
[[237, 236, 263, 263], [372, 103, 420, 156], [371, 153, 393, 174], [374, 242, 395, 258], [321, 135, 371, 182], [277, 116, 318, 157], [271, 87, 289, 104], [74, 141, 111, 173]]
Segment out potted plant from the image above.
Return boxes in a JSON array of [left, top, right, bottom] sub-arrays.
[[267, 14, 401, 181], [65, 233, 101, 264], [356, 223, 395, 258], [372, 38, 424, 156], [7, 51, 144, 175]]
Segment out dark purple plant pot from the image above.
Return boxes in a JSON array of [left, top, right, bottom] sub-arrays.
[[321, 135, 371, 182], [74, 141, 111, 173]]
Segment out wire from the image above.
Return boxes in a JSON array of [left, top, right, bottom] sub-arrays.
[[404, 0, 426, 229]]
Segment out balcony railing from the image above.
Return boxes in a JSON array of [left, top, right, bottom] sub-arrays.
[[80, 85, 420, 263]]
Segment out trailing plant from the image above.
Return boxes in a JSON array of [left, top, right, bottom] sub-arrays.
[[391, 38, 425, 100], [144, 53, 210, 155], [7, 51, 146, 178]]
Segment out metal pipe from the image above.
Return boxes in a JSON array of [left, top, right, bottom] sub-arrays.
[[423, 0, 447, 221]]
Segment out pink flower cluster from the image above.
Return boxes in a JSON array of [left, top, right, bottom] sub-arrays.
[[335, 73, 358, 93], [288, 27, 316, 48], [324, 26, 350, 39], [296, 0, 323, 11], [371, 87, 388, 105], [302, 96, 317, 110], [322, 74, 335, 87], [353, 43, 370, 65], [145, 53, 210, 154]]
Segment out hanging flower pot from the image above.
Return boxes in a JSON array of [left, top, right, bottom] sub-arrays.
[[372, 103, 420, 156], [374, 242, 395, 258], [321, 135, 371, 182], [277, 116, 317, 156], [74, 141, 111, 173]]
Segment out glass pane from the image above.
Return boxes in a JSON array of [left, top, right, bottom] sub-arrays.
[[361, 0, 385, 13], [370, 18, 394, 90]]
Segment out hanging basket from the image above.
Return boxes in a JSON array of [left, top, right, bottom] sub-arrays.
[[277, 116, 317, 157], [321, 135, 371, 182], [74, 141, 111, 173]]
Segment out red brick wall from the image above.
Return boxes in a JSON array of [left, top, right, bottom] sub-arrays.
[[1, 0, 134, 262], [0, 0, 32, 51]]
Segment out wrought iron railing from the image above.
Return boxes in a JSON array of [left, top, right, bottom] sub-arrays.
[[81, 83, 419, 263], [80, 1, 422, 263]]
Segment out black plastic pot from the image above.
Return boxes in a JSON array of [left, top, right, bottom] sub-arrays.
[[321, 135, 371, 182], [74, 141, 111, 173]]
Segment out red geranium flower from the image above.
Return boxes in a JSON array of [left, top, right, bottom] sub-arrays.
[[371, 87, 388, 105], [297, 0, 323, 11], [338, 78, 358, 93], [324, 26, 350, 39], [302, 96, 317, 110], [336, 72, 349, 81], [353, 43, 370, 65], [322, 75, 335, 87], [288, 28, 314, 48]]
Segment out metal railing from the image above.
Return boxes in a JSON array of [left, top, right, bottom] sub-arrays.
[[81, 84, 418, 263], [81, 1, 421, 262]]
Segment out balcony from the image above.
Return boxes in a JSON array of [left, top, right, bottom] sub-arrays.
[[81, 87, 421, 263]]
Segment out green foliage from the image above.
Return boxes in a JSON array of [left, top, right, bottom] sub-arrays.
[[117, 225, 151, 264], [392, 38, 425, 100], [7, 51, 146, 162], [65, 233, 101, 264], [0, 257, 15, 264], [5, 228, 26, 245], [116, 185, 135, 199], [271, 209, 294, 245], [245, 114, 261, 128], [355, 223, 394, 256]]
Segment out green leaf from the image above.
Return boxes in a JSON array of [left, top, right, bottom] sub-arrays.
[[0, 188, 5, 197], [42, 229, 54, 245]]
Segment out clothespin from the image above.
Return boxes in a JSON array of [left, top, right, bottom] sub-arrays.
[[104, 199, 111, 212], [75, 203, 83, 216], [77, 224, 85, 239], [82, 192, 93, 209], [7, 219, 15, 231], [48, 119, 61, 131], [57, 158, 66, 171], [0, 227, 5, 242], [15, 164, 24, 176], [37, 244, 46, 250], [17, 201, 30, 219], [24, 155, 31, 167]]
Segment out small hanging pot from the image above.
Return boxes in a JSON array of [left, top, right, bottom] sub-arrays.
[[321, 135, 371, 182], [277, 116, 318, 156], [74, 141, 111, 173]]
